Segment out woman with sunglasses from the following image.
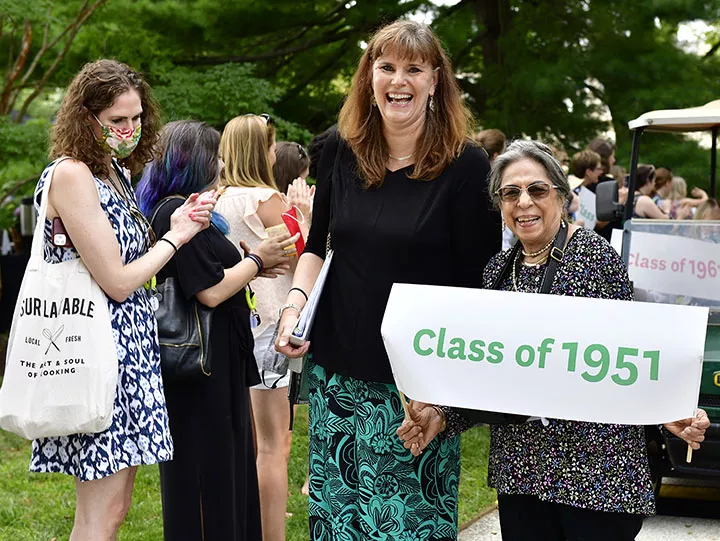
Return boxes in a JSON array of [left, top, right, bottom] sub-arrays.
[[398, 140, 710, 541], [214, 114, 307, 541]]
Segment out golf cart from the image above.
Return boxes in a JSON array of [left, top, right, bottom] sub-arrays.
[[596, 101, 720, 491]]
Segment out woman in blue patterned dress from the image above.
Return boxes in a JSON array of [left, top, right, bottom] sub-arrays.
[[29, 59, 216, 540], [398, 140, 711, 541]]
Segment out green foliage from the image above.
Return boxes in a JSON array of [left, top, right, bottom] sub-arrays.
[[154, 64, 279, 126], [0, 118, 51, 229], [622, 132, 717, 192], [2, 0, 720, 215], [152, 63, 310, 142]]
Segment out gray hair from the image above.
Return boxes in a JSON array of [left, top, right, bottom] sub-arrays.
[[488, 139, 572, 210]]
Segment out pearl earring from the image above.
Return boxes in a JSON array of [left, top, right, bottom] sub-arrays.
[[429, 95, 435, 112]]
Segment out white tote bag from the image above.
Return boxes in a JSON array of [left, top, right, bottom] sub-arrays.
[[0, 159, 119, 439]]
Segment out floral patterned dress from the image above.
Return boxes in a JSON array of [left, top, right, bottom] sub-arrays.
[[29, 161, 173, 481], [307, 360, 460, 541]]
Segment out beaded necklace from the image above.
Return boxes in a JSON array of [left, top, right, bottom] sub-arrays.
[[521, 237, 554, 258]]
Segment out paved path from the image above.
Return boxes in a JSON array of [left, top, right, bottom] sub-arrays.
[[459, 510, 720, 541]]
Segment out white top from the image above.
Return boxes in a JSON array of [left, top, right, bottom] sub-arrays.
[[215, 186, 293, 337]]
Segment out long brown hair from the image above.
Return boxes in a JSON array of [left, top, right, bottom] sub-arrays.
[[338, 20, 473, 187], [273, 141, 310, 193], [50, 59, 161, 176]]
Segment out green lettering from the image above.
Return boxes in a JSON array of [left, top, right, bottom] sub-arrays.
[[515, 345, 535, 367], [447, 338, 467, 360], [611, 347, 638, 386], [413, 329, 436, 356], [468, 340, 486, 362], [487, 342, 504, 364], [643, 350, 660, 381], [537, 338, 555, 369], [581, 344, 610, 383], [562, 342, 578, 372], [437, 327, 447, 358]]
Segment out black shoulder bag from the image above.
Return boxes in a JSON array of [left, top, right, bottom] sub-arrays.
[[453, 223, 568, 425], [149, 197, 213, 380]]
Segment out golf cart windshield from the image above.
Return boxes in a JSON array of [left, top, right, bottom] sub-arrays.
[[620, 220, 720, 314]]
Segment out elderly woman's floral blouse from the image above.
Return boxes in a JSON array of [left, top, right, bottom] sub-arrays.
[[443, 228, 655, 516]]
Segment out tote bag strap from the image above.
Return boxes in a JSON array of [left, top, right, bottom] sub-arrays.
[[28, 157, 72, 265]]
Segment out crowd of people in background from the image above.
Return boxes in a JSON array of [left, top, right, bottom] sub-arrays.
[[1, 16, 717, 541]]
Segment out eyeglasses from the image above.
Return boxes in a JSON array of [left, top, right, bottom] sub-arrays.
[[495, 182, 559, 203], [296, 143, 308, 160], [244, 113, 274, 126]]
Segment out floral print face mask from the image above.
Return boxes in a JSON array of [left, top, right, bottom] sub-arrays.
[[93, 114, 141, 159]]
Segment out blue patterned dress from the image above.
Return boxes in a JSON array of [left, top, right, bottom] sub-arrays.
[[29, 161, 173, 481]]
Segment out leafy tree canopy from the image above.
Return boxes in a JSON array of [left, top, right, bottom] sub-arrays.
[[2, 0, 720, 229]]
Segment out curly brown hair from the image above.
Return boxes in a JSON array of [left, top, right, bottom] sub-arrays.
[[338, 20, 473, 187], [50, 59, 161, 176]]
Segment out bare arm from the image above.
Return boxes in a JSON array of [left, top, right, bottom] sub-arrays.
[[47, 160, 213, 303], [256, 192, 289, 228], [257, 192, 298, 271], [636, 196, 667, 219]]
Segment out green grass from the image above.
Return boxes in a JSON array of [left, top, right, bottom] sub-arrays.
[[0, 407, 495, 540]]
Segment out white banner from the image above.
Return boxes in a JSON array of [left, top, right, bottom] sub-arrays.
[[611, 229, 720, 302], [381, 284, 707, 425], [578, 186, 597, 230]]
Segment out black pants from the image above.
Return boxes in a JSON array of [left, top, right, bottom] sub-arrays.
[[498, 494, 644, 541]]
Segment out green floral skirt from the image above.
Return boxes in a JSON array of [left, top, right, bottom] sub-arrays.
[[307, 360, 460, 541]]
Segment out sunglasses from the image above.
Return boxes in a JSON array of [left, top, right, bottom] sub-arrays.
[[259, 113, 274, 126], [495, 182, 559, 204], [296, 143, 308, 160]]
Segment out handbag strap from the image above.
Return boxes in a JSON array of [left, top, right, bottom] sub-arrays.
[[326, 131, 344, 255], [539, 222, 568, 294], [148, 195, 185, 230], [491, 221, 568, 294]]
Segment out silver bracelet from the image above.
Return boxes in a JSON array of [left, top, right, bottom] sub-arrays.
[[279, 303, 302, 319]]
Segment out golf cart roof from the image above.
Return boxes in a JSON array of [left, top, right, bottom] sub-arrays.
[[628, 100, 720, 132]]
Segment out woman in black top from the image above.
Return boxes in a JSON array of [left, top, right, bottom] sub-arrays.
[[136, 120, 298, 541], [276, 21, 499, 540]]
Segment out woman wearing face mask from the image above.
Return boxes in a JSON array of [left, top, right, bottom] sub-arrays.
[[275, 21, 499, 540], [28, 60, 215, 540]]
